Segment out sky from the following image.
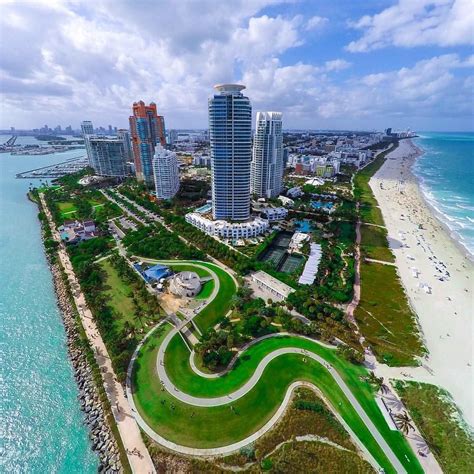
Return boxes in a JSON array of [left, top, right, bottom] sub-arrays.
[[0, 0, 473, 131]]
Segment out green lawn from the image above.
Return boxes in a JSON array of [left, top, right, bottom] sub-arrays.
[[100, 259, 136, 331], [355, 261, 425, 366], [196, 280, 215, 300], [354, 142, 398, 226], [394, 381, 474, 473], [132, 325, 421, 474], [360, 224, 395, 263], [58, 201, 77, 215]]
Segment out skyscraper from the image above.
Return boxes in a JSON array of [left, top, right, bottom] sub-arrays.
[[152, 143, 180, 199], [81, 121, 94, 167], [81, 121, 94, 135], [251, 112, 284, 199], [209, 84, 252, 221], [129, 101, 166, 185], [117, 129, 133, 162], [87, 136, 129, 177]]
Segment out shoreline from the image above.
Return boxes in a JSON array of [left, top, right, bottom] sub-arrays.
[[369, 139, 473, 426], [36, 195, 122, 472], [410, 141, 474, 263]]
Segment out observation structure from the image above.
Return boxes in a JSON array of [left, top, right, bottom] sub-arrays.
[[169, 271, 202, 297]]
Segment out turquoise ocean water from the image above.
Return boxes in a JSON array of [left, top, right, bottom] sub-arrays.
[[0, 136, 97, 473], [413, 132, 474, 258]]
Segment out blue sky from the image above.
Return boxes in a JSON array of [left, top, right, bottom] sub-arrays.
[[0, 0, 473, 131]]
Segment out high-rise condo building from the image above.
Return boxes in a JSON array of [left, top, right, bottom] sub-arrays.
[[81, 121, 94, 167], [152, 143, 180, 199], [81, 121, 94, 135], [209, 84, 252, 221], [87, 136, 129, 177], [129, 101, 166, 185], [117, 129, 133, 162], [251, 112, 284, 199]]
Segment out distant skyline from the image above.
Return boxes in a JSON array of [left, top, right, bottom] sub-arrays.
[[0, 0, 473, 131]]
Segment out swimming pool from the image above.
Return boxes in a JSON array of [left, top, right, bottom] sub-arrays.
[[311, 201, 334, 211]]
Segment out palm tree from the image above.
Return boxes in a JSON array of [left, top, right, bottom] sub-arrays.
[[394, 411, 415, 435], [366, 371, 384, 391]]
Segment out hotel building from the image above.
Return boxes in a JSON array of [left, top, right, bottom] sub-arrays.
[[129, 101, 166, 185]]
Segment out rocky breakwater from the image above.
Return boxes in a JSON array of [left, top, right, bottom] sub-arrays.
[[51, 263, 122, 473]]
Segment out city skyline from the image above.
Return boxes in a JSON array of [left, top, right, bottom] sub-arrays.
[[1, 1, 473, 132]]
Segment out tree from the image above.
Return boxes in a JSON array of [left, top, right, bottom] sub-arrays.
[[394, 411, 415, 435]]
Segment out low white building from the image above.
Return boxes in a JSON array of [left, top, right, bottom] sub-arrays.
[[278, 195, 295, 207], [250, 270, 295, 301], [260, 207, 288, 221], [185, 212, 269, 239], [287, 186, 303, 198], [289, 232, 309, 252]]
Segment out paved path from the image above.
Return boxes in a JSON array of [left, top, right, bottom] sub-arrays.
[[365, 258, 396, 266], [40, 193, 155, 474]]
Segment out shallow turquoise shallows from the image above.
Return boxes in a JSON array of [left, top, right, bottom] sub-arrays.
[[413, 132, 474, 258], [0, 136, 97, 473]]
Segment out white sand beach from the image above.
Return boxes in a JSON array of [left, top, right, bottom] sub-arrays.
[[370, 139, 474, 426]]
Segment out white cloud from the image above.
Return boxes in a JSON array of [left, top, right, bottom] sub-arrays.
[[324, 59, 351, 72], [0, 0, 472, 131], [346, 0, 474, 52], [305, 15, 328, 31]]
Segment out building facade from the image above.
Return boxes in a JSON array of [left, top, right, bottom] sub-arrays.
[[117, 128, 133, 162], [251, 111, 284, 199], [87, 136, 129, 177], [129, 101, 166, 185], [209, 84, 252, 221], [81, 121, 94, 167], [185, 212, 269, 239], [152, 143, 180, 199]]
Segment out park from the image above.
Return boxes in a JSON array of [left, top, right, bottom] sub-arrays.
[[127, 259, 422, 474]]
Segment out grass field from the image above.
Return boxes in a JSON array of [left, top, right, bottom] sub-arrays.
[[196, 280, 215, 300], [354, 142, 398, 226], [394, 381, 474, 473], [360, 224, 395, 263], [355, 261, 425, 366], [99, 258, 157, 332], [133, 325, 421, 473]]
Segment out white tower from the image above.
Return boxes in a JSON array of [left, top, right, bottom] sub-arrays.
[[251, 112, 283, 199], [152, 144, 180, 199]]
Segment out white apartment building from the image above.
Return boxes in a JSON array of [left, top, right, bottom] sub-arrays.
[[259, 207, 288, 221], [152, 143, 180, 199], [251, 111, 284, 198], [185, 212, 269, 239]]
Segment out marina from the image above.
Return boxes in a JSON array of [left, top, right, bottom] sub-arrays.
[[16, 155, 88, 179]]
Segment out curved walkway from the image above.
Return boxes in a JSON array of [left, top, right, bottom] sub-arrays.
[[124, 256, 406, 472]]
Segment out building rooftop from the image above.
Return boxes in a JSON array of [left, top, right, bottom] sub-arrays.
[[252, 270, 295, 298], [214, 83, 246, 94]]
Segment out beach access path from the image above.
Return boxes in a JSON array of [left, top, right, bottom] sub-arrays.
[[39, 193, 156, 474], [369, 139, 474, 426]]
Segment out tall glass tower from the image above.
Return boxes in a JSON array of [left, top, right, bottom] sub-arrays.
[[251, 112, 283, 199], [209, 84, 252, 221]]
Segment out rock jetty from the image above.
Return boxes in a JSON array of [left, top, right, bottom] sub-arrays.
[[51, 262, 123, 473]]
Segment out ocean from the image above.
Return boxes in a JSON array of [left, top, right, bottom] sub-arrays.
[[0, 136, 97, 473], [413, 132, 474, 259]]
